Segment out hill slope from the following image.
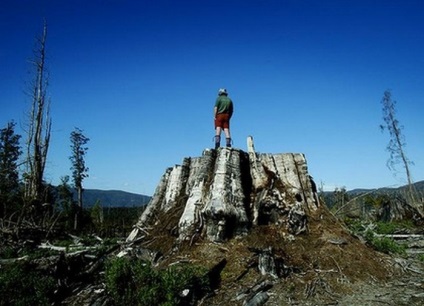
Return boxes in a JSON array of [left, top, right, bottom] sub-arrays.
[[75, 189, 151, 208], [348, 180, 424, 195]]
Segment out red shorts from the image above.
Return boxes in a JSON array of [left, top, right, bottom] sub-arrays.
[[215, 113, 230, 129]]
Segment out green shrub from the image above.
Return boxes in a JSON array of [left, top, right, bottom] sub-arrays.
[[375, 221, 398, 235], [345, 219, 412, 256], [0, 262, 55, 306], [371, 236, 407, 255], [105, 257, 210, 306], [344, 218, 365, 234], [374, 220, 414, 235], [363, 230, 406, 255], [364, 229, 375, 244], [105, 257, 139, 304], [159, 264, 211, 305], [0, 246, 17, 259]]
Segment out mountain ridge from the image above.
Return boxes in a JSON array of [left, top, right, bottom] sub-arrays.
[[74, 188, 151, 208], [347, 180, 424, 195], [79, 180, 423, 208]]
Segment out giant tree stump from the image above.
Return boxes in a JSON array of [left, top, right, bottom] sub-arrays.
[[128, 137, 320, 244]]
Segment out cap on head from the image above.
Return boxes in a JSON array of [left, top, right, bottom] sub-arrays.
[[218, 88, 228, 96]]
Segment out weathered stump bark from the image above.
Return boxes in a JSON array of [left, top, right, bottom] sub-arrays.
[[128, 137, 320, 244]]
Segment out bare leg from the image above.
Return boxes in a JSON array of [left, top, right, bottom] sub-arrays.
[[223, 128, 231, 139], [216, 127, 222, 136]]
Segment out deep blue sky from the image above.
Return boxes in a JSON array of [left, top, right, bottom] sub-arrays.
[[1, 0, 423, 195]]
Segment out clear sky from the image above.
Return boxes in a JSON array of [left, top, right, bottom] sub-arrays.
[[1, 0, 423, 196]]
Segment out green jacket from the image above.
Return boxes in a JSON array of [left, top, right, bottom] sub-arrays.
[[215, 96, 234, 117]]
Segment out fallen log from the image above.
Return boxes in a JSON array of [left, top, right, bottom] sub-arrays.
[[38, 242, 101, 252], [374, 234, 424, 239], [0, 255, 29, 264]]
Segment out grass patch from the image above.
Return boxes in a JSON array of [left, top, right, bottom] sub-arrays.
[[105, 257, 211, 306]]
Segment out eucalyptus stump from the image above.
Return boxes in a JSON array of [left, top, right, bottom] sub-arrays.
[[127, 136, 320, 244]]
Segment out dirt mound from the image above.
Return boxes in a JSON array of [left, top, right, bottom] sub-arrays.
[[135, 200, 416, 305]]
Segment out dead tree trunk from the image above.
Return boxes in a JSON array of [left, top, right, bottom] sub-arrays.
[[69, 128, 89, 230], [24, 22, 52, 208], [380, 90, 418, 209]]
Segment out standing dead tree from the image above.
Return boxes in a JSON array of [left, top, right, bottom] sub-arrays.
[[70, 128, 89, 230], [24, 22, 52, 210], [380, 90, 417, 208]]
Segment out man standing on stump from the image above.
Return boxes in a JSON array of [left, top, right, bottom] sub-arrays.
[[214, 88, 234, 149]]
